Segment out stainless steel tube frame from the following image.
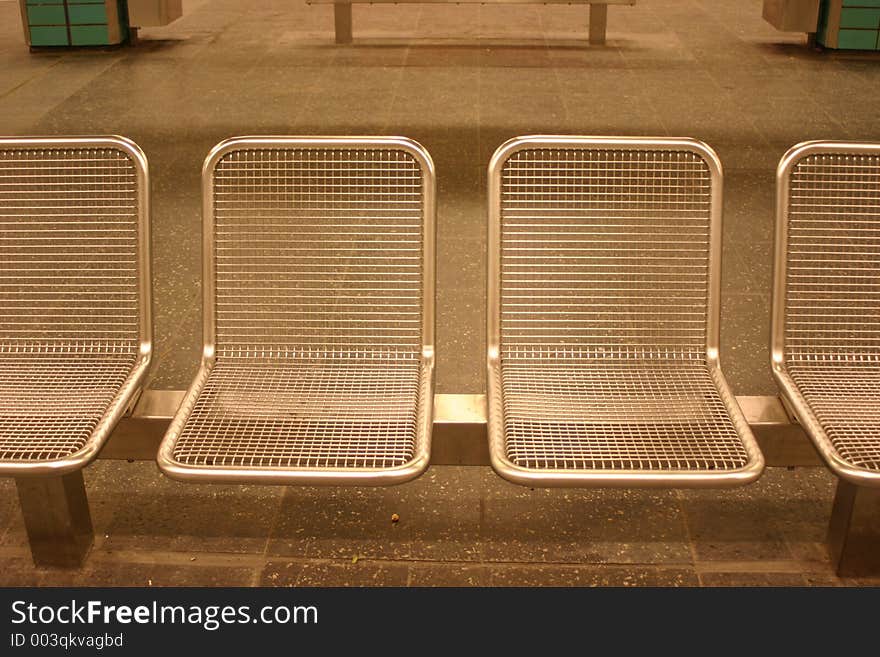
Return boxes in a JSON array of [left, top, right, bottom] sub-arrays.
[[0, 136, 153, 477], [487, 135, 764, 487], [157, 136, 435, 485], [771, 140, 880, 487]]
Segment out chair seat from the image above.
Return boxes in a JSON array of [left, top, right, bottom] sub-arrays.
[[169, 359, 425, 471], [500, 360, 750, 472], [0, 352, 139, 462], [788, 363, 880, 473]]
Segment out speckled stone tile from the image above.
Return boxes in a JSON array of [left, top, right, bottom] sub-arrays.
[[802, 573, 847, 587], [771, 468, 837, 567], [56, 561, 256, 587], [0, 555, 254, 587], [260, 560, 409, 587], [699, 571, 807, 587], [270, 467, 482, 561], [681, 467, 835, 563], [481, 471, 692, 564], [436, 285, 484, 394], [409, 563, 488, 586], [87, 462, 282, 555], [720, 293, 775, 396], [838, 576, 880, 588], [388, 67, 480, 126], [269, 485, 415, 560], [0, 557, 43, 586], [404, 468, 482, 561], [488, 565, 699, 587], [437, 235, 484, 294], [722, 168, 776, 246]]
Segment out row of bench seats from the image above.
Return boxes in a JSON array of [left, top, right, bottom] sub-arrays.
[[0, 136, 877, 493]]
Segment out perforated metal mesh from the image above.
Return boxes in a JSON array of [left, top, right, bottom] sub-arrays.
[[0, 144, 142, 462], [503, 364, 746, 470], [173, 360, 421, 468], [0, 146, 140, 350], [213, 147, 423, 357], [172, 144, 427, 471], [501, 148, 712, 360], [783, 150, 880, 472], [0, 354, 136, 460], [497, 145, 748, 472]]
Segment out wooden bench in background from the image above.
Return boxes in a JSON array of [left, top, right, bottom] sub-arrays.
[[306, 0, 636, 45]]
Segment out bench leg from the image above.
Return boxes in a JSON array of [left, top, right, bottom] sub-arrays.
[[16, 472, 94, 568], [334, 3, 353, 45], [589, 4, 608, 45], [828, 479, 880, 577]]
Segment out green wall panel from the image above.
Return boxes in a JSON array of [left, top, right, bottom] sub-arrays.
[[29, 25, 69, 46], [69, 24, 110, 45], [26, 5, 66, 24], [67, 4, 108, 24], [840, 8, 880, 28], [837, 27, 880, 47]]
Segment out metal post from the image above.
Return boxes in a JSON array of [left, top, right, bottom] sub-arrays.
[[334, 3, 353, 44], [430, 394, 490, 465], [15, 472, 94, 568], [589, 3, 608, 45], [828, 479, 880, 577]]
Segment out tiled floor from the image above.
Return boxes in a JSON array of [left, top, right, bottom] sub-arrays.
[[1, 0, 880, 586], [1, 462, 876, 587]]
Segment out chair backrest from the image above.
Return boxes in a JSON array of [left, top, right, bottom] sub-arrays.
[[202, 137, 435, 363], [0, 137, 151, 356], [488, 136, 723, 366], [772, 141, 880, 367]]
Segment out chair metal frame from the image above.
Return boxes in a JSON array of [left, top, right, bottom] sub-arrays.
[[158, 136, 436, 485], [0, 136, 153, 477], [771, 140, 880, 487], [487, 135, 764, 487]]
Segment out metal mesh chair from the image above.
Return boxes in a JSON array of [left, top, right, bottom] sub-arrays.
[[0, 137, 152, 476], [772, 141, 880, 486], [487, 136, 764, 487], [158, 137, 435, 485]]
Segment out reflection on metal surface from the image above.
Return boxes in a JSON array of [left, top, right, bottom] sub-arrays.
[[772, 141, 880, 486], [0, 136, 152, 476], [487, 136, 764, 487], [157, 137, 436, 485]]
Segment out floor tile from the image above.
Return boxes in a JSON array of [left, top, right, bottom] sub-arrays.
[[260, 560, 409, 587]]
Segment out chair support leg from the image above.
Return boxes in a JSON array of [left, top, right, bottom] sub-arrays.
[[828, 479, 880, 577], [589, 4, 608, 45], [16, 471, 94, 568], [334, 3, 353, 44]]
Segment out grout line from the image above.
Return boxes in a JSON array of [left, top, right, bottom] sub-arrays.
[[93, 549, 269, 569], [85, 548, 705, 572], [0, 58, 64, 102], [1, 543, 853, 584], [694, 560, 829, 575]]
